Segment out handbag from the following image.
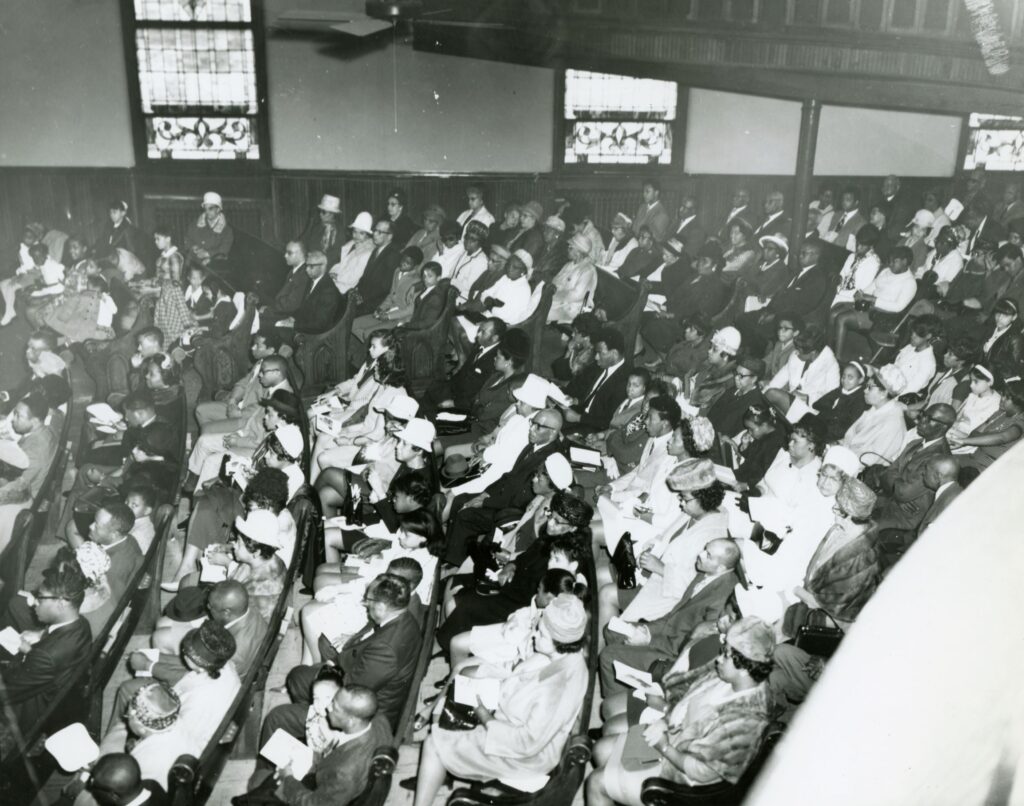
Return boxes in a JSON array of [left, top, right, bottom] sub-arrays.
[[612, 532, 637, 590], [794, 624, 844, 658], [437, 688, 480, 731]]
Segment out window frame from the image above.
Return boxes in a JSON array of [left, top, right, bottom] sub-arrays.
[[960, 112, 1024, 173], [555, 67, 685, 172], [120, 0, 271, 170]]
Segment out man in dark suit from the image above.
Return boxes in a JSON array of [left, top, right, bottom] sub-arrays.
[[964, 198, 1008, 260], [718, 188, 752, 242], [241, 686, 391, 806], [754, 190, 792, 238], [599, 538, 740, 696], [424, 317, 506, 411], [878, 175, 916, 242], [444, 407, 567, 567], [562, 328, 631, 435], [113, 581, 268, 726], [866, 403, 956, 532], [671, 196, 706, 259], [88, 503, 145, 605], [283, 251, 345, 337], [261, 241, 311, 323], [0, 563, 92, 730], [285, 574, 422, 730], [707, 356, 768, 438], [355, 220, 403, 315], [823, 186, 868, 255]]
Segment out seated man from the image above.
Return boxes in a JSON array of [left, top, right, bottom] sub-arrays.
[[443, 407, 566, 568], [0, 392, 59, 554], [271, 251, 345, 338], [195, 331, 284, 433], [863, 403, 956, 533], [77, 753, 169, 806], [285, 574, 421, 730], [243, 683, 391, 806], [0, 562, 92, 731], [111, 581, 267, 726], [560, 328, 630, 435], [599, 537, 740, 697]]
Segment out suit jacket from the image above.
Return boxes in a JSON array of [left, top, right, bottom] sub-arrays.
[[105, 536, 145, 606], [875, 437, 950, 531], [878, 192, 916, 242], [533, 239, 569, 282], [267, 266, 312, 320], [355, 244, 403, 315], [303, 224, 343, 266], [917, 482, 962, 536], [153, 606, 268, 684], [277, 714, 392, 806], [294, 276, 346, 335], [401, 281, 448, 331], [767, 265, 830, 319], [573, 362, 631, 432], [826, 210, 867, 252], [1, 616, 92, 729], [338, 609, 422, 728], [647, 570, 738, 656], [983, 323, 1024, 376], [634, 201, 671, 243], [484, 437, 568, 512], [754, 212, 792, 238], [672, 217, 706, 258]]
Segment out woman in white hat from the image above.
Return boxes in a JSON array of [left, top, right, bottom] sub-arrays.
[[304, 194, 343, 265], [549, 233, 598, 325], [686, 326, 742, 413], [842, 365, 909, 467], [597, 212, 639, 273], [411, 594, 589, 804], [327, 211, 375, 294], [184, 191, 234, 265], [407, 204, 447, 264]]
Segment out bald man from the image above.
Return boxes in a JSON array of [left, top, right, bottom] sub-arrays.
[[111, 581, 267, 730], [443, 407, 568, 566], [240, 685, 392, 806], [918, 456, 962, 537], [84, 753, 168, 806], [599, 538, 741, 696]]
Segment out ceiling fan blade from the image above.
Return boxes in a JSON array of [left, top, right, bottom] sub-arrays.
[[273, 9, 367, 33], [418, 7, 454, 16], [330, 18, 394, 37]]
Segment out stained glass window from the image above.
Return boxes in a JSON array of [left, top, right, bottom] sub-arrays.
[[964, 113, 1024, 171], [563, 69, 677, 165], [128, 0, 263, 161]]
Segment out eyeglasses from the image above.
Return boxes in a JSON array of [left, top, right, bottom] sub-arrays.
[[373, 228, 390, 235], [917, 413, 953, 426], [361, 597, 383, 606], [530, 422, 556, 431], [734, 371, 755, 379], [33, 594, 65, 602]]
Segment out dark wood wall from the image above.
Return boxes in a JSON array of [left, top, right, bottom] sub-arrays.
[[0, 167, 974, 262]]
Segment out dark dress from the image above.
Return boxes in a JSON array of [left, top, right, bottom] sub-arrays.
[[813, 386, 869, 443], [734, 428, 787, 487]]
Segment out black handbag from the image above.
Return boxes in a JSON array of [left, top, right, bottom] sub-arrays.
[[794, 624, 844, 658], [437, 688, 480, 731], [612, 532, 637, 590]]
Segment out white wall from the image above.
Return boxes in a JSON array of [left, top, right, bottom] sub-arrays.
[[684, 89, 803, 174], [0, 0, 135, 166], [814, 105, 962, 176], [264, 0, 556, 172]]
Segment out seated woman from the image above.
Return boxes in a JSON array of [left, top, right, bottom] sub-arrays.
[[309, 330, 405, 482], [38, 238, 119, 343], [980, 297, 1024, 378], [582, 368, 650, 470], [726, 405, 787, 492], [350, 247, 426, 342], [781, 476, 881, 638], [315, 417, 438, 526], [411, 594, 589, 806], [141, 354, 183, 422], [738, 446, 862, 626], [812, 360, 868, 443], [832, 246, 918, 361], [759, 414, 825, 505], [842, 365, 908, 467], [449, 567, 587, 678], [956, 378, 1024, 470], [436, 492, 592, 657], [300, 506, 442, 664], [0, 440, 29, 556], [458, 328, 530, 436], [153, 508, 286, 652], [587, 617, 775, 806], [948, 363, 1004, 447], [0, 242, 65, 328], [164, 421, 304, 590]]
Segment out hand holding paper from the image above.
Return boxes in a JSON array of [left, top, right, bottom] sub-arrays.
[[260, 729, 314, 780]]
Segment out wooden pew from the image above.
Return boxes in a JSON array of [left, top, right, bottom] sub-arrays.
[[293, 300, 357, 395], [0, 507, 175, 806], [522, 282, 555, 375], [399, 285, 459, 400], [191, 298, 258, 402]]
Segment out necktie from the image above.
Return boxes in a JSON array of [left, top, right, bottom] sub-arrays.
[[583, 369, 610, 411], [832, 213, 846, 232]]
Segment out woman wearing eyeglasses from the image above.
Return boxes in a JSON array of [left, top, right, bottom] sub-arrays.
[[781, 476, 881, 638]]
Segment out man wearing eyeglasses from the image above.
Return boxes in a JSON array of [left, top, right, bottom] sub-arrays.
[[274, 250, 346, 337], [354, 220, 403, 315], [444, 408, 567, 567], [866, 402, 956, 535], [0, 563, 92, 730]]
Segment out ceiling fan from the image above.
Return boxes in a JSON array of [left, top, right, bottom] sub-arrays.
[[272, 0, 451, 39]]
